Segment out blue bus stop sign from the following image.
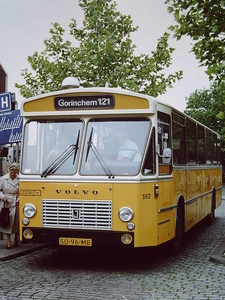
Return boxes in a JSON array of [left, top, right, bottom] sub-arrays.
[[0, 92, 12, 112], [0, 110, 23, 144]]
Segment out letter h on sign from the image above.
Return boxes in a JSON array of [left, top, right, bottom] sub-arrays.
[[0, 93, 12, 112]]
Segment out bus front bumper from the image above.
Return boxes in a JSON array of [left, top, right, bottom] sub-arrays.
[[21, 227, 134, 248]]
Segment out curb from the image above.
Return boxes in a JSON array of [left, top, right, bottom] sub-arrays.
[[0, 239, 48, 262], [210, 239, 225, 265]]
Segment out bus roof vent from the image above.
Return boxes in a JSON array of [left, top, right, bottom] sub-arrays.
[[62, 77, 80, 89]]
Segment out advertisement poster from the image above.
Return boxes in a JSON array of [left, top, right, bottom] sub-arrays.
[[0, 110, 23, 144]]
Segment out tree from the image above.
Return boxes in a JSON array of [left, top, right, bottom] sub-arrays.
[[184, 81, 225, 151], [15, 23, 75, 98], [165, 0, 225, 82], [16, 0, 182, 99]]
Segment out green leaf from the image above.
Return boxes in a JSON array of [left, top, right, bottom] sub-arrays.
[[165, 0, 225, 82]]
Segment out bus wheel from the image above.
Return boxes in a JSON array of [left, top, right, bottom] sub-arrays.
[[169, 204, 183, 255], [206, 194, 215, 226]]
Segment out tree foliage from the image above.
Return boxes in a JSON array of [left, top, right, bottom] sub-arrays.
[[165, 0, 225, 82], [16, 0, 182, 98], [184, 81, 225, 151]]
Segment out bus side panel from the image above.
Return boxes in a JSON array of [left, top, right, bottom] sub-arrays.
[[113, 181, 179, 247], [173, 168, 202, 232], [172, 169, 186, 230], [173, 167, 222, 233], [216, 180, 222, 208], [196, 169, 204, 224], [172, 169, 187, 201], [212, 168, 222, 208], [201, 168, 222, 221], [186, 169, 199, 230], [200, 169, 212, 222], [157, 180, 176, 245]]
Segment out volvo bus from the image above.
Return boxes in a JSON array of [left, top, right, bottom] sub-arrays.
[[19, 77, 222, 254]]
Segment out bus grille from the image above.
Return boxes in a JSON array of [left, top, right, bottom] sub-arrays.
[[42, 200, 112, 230]]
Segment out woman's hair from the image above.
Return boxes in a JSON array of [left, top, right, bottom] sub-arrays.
[[9, 163, 19, 171]]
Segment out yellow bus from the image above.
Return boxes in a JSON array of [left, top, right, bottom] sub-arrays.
[[19, 77, 222, 254]]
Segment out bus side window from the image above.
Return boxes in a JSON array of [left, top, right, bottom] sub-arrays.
[[186, 119, 197, 165], [197, 124, 205, 164], [206, 129, 212, 164], [172, 112, 186, 165], [143, 127, 156, 175]]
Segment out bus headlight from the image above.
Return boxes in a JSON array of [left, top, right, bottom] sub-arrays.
[[22, 218, 30, 226], [23, 229, 33, 240], [121, 233, 133, 245], [23, 203, 36, 218], [127, 222, 135, 230], [118, 207, 134, 222]]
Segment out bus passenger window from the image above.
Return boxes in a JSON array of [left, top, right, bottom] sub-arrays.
[[217, 136, 221, 165], [206, 129, 212, 164], [186, 119, 197, 165], [197, 125, 205, 164], [172, 113, 186, 165], [212, 133, 217, 164]]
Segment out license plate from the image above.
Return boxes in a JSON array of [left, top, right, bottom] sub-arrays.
[[59, 237, 92, 247]]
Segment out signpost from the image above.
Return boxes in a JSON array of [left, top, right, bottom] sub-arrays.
[[0, 93, 22, 145], [0, 92, 12, 112], [0, 92, 22, 173]]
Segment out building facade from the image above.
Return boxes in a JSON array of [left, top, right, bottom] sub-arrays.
[[0, 64, 7, 93]]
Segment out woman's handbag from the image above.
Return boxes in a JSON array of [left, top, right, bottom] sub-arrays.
[[0, 202, 10, 227]]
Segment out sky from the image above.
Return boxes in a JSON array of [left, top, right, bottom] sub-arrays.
[[0, 0, 210, 112]]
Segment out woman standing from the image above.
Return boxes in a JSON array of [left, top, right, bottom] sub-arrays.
[[0, 163, 19, 249]]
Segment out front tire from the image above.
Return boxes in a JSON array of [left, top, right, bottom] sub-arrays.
[[169, 204, 184, 255]]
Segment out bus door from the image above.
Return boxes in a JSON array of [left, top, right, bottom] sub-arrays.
[[157, 112, 173, 243], [157, 112, 172, 176]]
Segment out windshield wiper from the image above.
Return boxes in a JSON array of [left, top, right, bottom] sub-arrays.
[[85, 127, 114, 178], [41, 130, 80, 178], [85, 127, 94, 162], [73, 130, 80, 164]]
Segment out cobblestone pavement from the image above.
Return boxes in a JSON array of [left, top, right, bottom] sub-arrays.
[[0, 200, 225, 300]]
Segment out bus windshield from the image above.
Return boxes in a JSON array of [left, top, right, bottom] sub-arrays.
[[21, 118, 151, 176], [80, 118, 151, 176], [21, 120, 83, 175]]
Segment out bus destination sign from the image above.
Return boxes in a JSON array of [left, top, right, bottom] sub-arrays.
[[54, 95, 115, 110]]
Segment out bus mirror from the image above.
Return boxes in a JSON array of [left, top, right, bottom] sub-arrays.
[[162, 148, 171, 164], [157, 145, 171, 164]]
